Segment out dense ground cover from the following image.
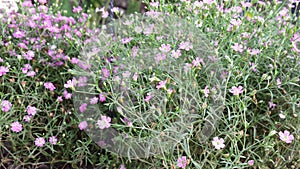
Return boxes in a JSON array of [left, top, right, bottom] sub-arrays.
[[0, 0, 300, 169]]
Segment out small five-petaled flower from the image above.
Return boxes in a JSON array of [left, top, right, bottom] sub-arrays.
[[35, 137, 46, 147], [229, 86, 244, 96], [279, 130, 294, 144], [177, 156, 187, 168], [212, 137, 225, 150], [97, 116, 111, 129]]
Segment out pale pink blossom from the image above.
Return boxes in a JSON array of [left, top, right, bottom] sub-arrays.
[[35, 137, 46, 147], [97, 116, 111, 129], [231, 43, 244, 53], [11, 121, 23, 133], [248, 160, 254, 166], [177, 156, 187, 168], [78, 121, 88, 130], [212, 137, 225, 150], [279, 130, 294, 144], [159, 44, 171, 53], [229, 86, 244, 96]]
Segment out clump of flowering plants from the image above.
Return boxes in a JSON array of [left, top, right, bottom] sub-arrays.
[[72, 12, 226, 160], [0, 0, 299, 169], [0, 0, 106, 168]]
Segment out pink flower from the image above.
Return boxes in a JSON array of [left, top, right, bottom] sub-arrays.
[[111, 7, 119, 13], [39, 0, 47, 4], [0, 66, 9, 76], [241, 32, 251, 38], [28, 20, 36, 28], [35, 137, 46, 147], [131, 46, 139, 57], [121, 37, 133, 44], [102, 68, 110, 79], [154, 53, 166, 62], [99, 93, 106, 102], [24, 50, 35, 60], [184, 63, 192, 72], [203, 0, 214, 5], [120, 164, 126, 169], [79, 103, 87, 113], [179, 41, 193, 51], [22, 64, 32, 74], [71, 58, 79, 64], [212, 137, 225, 150], [132, 73, 138, 81], [231, 43, 244, 53], [229, 86, 244, 96], [11, 121, 23, 133], [123, 118, 133, 127], [159, 44, 171, 53], [248, 160, 254, 166], [241, 2, 252, 8], [167, 88, 173, 95], [144, 93, 153, 102], [177, 156, 187, 168], [171, 49, 181, 58], [22, 1, 33, 7], [63, 90, 72, 99], [23, 115, 32, 122], [90, 97, 99, 105], [248, 48, 260, 55], [18, 43, 28, 49], [73, 6, 82, 13], [97, 139, 106, 146], [27, 106, 37, 116], [49, 136, 58, 145], [276, 78, 282, 88], [279, 130, 294, 144], [102, 11, 109, 18], [145, 10, 161, 18], [74, 30, 82, 37], [143, 24, 154, 35], [44, 82, 56, 91], [1, 100, 12, 112], [64, 78, 77, 88], [230, 18, 242, 27], [27, 71, 36, 77], [150, 2, 159, 7], [156, 79, 167, 89], [290, 31, 300, 42], [77, 76, 87, 87], [97, 115, 111, 129], [268, 101, 276, 110], [38, 6, 48, 12], [57, 96, 63, 102], [13, 31, 25, 38], [204, 86, 210, 97], [78, 121, 88, 130], [250, 62, 257, 72], [192, 57, 203, 67]]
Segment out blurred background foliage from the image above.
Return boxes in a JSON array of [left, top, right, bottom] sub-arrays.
[[45, 0, 187, 27], [49, 0, 142, 16], [47, 0, 144, 27]]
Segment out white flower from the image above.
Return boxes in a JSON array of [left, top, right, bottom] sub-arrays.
[[212, 137, 225, 150], [0, 0, 19, 13]]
